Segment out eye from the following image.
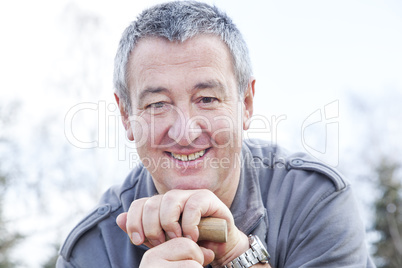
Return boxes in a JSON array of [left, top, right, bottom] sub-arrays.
[[200, 97, 218, 104], [145, 101, 172, 115], [147, 102, 165, 109]]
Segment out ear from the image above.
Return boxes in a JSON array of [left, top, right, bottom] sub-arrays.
[[114, 93, 134, 141], [243, 78, 255, 130]]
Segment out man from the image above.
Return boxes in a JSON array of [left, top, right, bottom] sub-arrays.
[[57, 1, 375, 267]]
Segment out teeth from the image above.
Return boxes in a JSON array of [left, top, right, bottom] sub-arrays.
[[171, 150, 206, 161]]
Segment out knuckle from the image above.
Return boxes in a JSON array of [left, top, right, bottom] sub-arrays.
[[145, 229, 164, 239], [188, 240, 204, 255], [141, 249, 159, 263], [128, 198, 148, 216], [160, 220, 178, 231], [143, 196, 160, 212], [176, 237, 198, 251], [162, 190, 177, 203], [199, 189, 216, 199], [184, 199, 200, 211], [130, 197, 148, 207], [126, 214, 140, 229], [142, 249, 152, 258], [179, 260, 203, 268], [129, 199, 142, 211]]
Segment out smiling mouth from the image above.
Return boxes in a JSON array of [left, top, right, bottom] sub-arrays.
[[170, 149, 206, 162]]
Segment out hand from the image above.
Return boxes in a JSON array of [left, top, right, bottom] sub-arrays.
[[138, 237, 214, 267], [116, 189, 250, 267]]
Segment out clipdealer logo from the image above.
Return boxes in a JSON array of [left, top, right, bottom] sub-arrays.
[[301, 100, 339, 167], [64, 100, 340, 167]]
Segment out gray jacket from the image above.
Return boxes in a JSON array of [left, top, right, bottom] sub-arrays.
[[57, 140, 375, 267]]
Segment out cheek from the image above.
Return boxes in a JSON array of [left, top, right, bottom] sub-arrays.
[[209, 111, 242, 147], [134, 116, 172, 149], [132, 116, 150, 148]]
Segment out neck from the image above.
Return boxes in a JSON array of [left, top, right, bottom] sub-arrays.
[[214, 162, 242, 209]]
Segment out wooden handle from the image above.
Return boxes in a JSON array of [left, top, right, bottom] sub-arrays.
[[197, 217, 227, 243], [143, 217, 227, 243]]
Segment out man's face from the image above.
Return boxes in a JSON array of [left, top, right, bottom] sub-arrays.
[[123, 35, 254, 205]]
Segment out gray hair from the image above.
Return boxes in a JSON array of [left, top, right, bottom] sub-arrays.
[[113, 1, 252, 113]]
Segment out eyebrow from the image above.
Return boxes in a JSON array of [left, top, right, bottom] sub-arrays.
[[193, 80, 226, 93], [138, 87, 169, 102], [138, 80, 226, 101]]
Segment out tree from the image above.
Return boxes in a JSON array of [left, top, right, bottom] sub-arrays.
[[42, 243, 60, 268], [372, 158, 402, 267], [0, 175, 23, 268], [0, 103, 23, 267]]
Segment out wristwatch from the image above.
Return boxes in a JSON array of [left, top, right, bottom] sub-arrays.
[[223, 234, 270, 268]]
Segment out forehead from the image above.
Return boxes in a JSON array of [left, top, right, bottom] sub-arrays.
[[126, 35, 236, 94]]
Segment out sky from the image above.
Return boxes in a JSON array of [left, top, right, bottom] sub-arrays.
[[2, 0, 401, 152], [1, 0, 402, 267]]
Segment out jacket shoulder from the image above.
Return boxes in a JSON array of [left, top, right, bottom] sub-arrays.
[[243, 139, 348, 191], [286, 152, 348, 191], [58, 165, 150, 263], [58, 204, 113, 262]]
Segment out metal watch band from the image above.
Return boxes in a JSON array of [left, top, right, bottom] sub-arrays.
[[223, 247, 260, 268], [223, 235, 270, 268]]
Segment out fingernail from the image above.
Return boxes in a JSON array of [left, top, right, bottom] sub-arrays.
[[149, 239, 161, 246], [131, 232, 141, 245], [185, 235, 193, 240], [166, 232, 177, 239]]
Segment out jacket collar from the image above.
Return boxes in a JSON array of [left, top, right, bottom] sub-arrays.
[[230, 143, 268, 245]]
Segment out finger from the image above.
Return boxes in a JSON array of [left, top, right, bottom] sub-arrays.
[[116, 212, 128, 233], [142, 195, 165, 246], [181, 205, 200, 242], [166, 238, 205, 263], [200, 246, 215, 266], [181, 189, 232, 241], [159, 190, 190, 239], [141, 237, 205, 266], [140, 258, 202, 268], [126, 198, 148, 245]]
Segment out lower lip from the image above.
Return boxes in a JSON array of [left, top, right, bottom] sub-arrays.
[[166, 149, 210, 168]]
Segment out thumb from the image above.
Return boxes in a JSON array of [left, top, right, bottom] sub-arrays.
[[116, 212, 128, 234], [200, 247, 215, 266]]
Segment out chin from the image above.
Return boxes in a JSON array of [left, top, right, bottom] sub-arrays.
[[166, 177, 217, 192]]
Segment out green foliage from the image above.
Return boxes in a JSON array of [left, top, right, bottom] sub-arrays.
[[373, 159, 402, 267], [1, 103, 23, 267], [0, 175, 23, 268], [42, 243, 60, 268]]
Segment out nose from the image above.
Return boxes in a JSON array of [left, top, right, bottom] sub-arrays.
[[168, 107, 202, 146]]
